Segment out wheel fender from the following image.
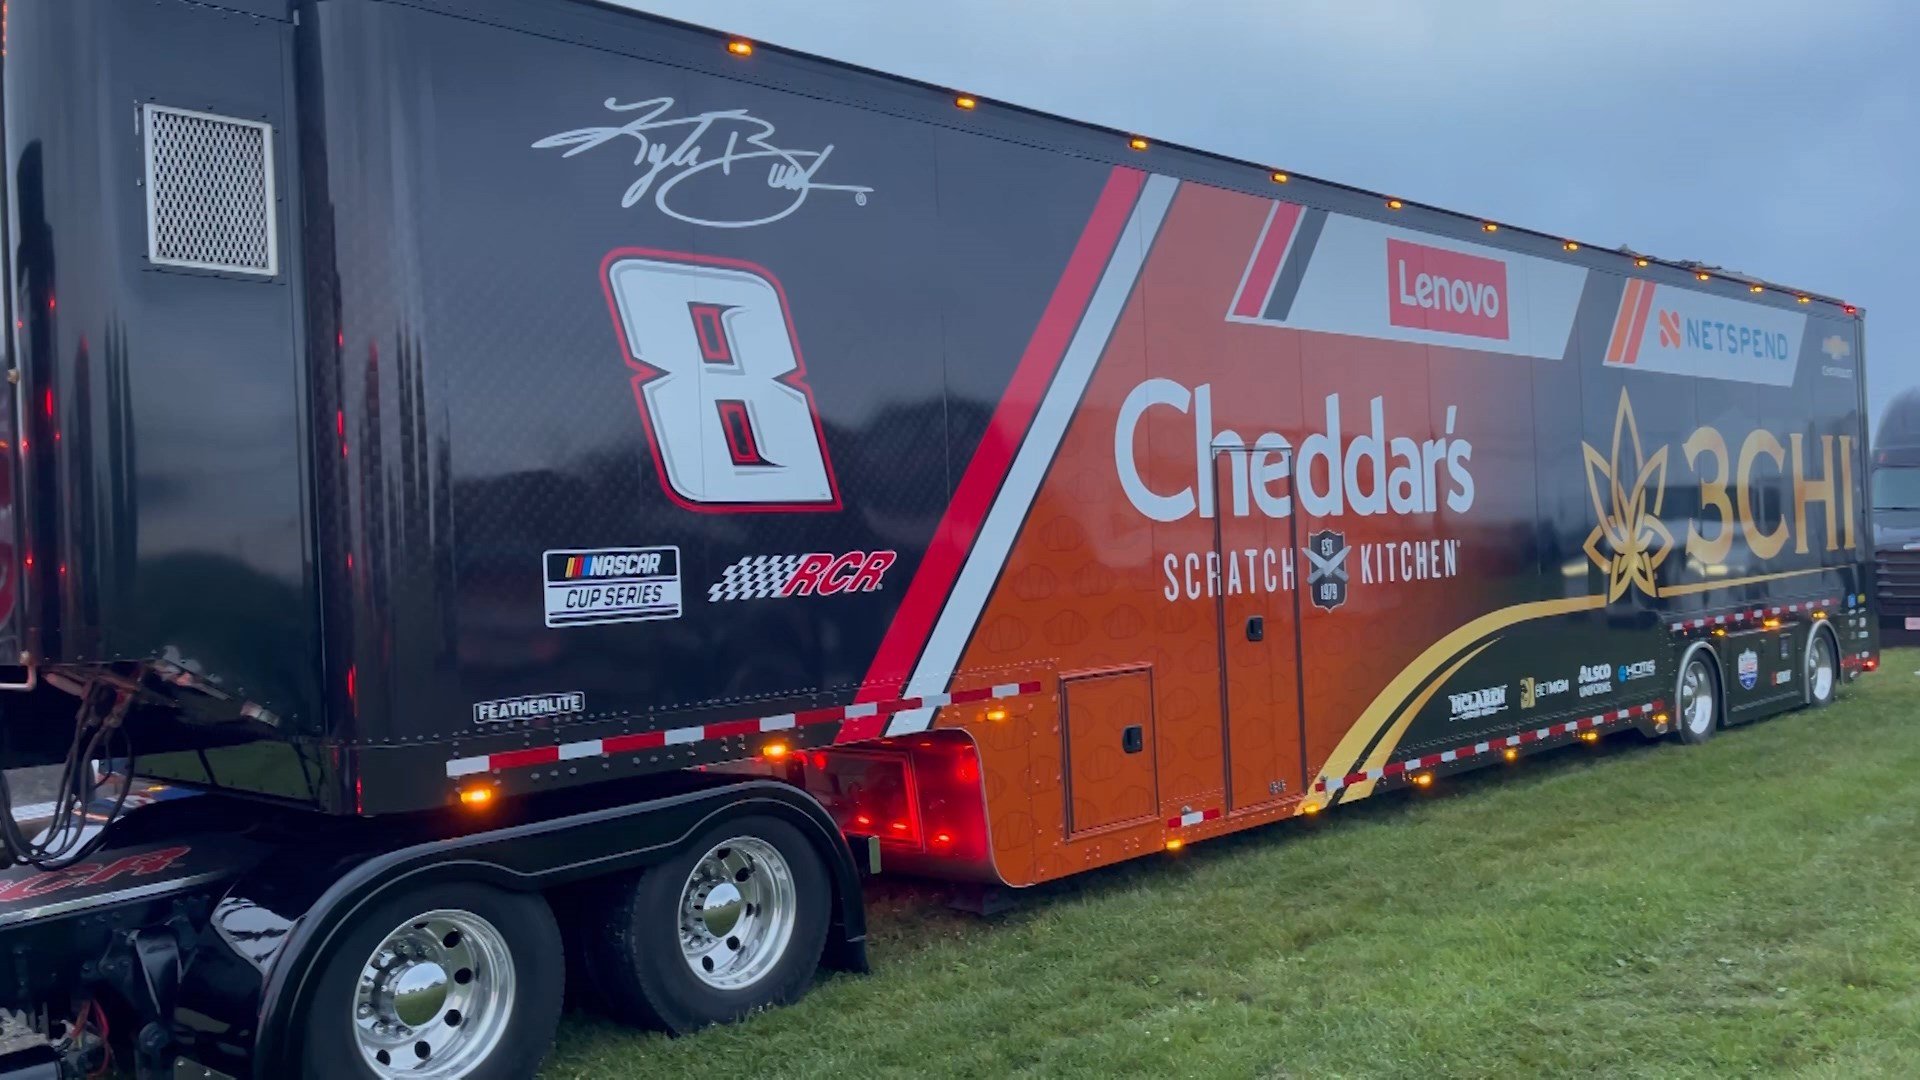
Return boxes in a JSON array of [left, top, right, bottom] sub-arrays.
[[248, 779, 864, 1077]]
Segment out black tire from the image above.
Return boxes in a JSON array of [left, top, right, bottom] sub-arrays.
[[1674, 648, 1721, 746], [1806, 626, 1840, 709], [297, 883, 564, 1080], [585, 814, 830, 1035]]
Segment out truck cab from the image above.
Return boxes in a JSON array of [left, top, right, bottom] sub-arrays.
[[1873, 388, 1920, 639]]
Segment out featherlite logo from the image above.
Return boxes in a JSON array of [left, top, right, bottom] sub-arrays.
[[1581, 390, 1856, 601]]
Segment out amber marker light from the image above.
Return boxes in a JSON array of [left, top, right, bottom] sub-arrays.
[[1563, 241, 1580, 252], [1750, 284, 1764, 293], [762, 741, 791, 761], [1165, 837, 1185, 852], [1697, 271, 1712, 281], [954, 95, 977, 111], [1797, 296, 1811, 304], [1503, 748, 1519, 762], [458, 786, 495, 809], [1482, 222, 1498, 233], [985, 705, 1009, 722], [1386, 198, 1404, 210], [1271, 171, 1289, 184], [1301, 801, 1321, 815], [1635, 258, 1651, 268], [1128, 136, 1149, 151], [726, 39, 753, 56], [1412, 773, 1434, 788]]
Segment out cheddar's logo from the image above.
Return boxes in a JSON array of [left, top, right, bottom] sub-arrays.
[[1582, 390, 1855, 602]]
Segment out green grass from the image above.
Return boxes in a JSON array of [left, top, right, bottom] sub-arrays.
[[543, 651, 1920, 1079]]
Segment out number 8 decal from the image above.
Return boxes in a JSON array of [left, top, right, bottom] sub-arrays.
[[602, 250, 841, 512]]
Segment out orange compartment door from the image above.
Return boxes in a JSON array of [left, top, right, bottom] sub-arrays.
[[1060, 666, 1159, 836], [1212, 446, 1306, 812]]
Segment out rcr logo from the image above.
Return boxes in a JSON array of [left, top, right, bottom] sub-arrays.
[[1114, 380, 1474, 523]]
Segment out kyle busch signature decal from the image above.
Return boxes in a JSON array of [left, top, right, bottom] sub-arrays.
[[533, 96, 874, 228]]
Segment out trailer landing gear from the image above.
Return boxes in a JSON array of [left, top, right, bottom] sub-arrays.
[[584, 815, 830, 1034]]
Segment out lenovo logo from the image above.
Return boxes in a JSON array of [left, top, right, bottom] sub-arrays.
[[1387, 238, 1510, 340]]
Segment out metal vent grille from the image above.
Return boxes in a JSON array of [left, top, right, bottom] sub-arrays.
[[143, 105, 278, 276]]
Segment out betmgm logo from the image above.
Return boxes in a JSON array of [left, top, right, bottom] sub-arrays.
[[1519, 675, 1569, 710]]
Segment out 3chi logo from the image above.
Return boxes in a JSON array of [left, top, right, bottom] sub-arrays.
[[1582, 390, 1673, 601], [604, 252, 840, 513], [1306, 530, 1349, 611]]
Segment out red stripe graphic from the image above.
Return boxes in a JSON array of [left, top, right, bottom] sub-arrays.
[[1668, 596, 1839, 632], [1230, 201, 1305, 319], [447, 681, 1046, 779], [1606, 280, 1642, 363], [1621, 280, 1658, 364], [845, 166, 1147, 741]]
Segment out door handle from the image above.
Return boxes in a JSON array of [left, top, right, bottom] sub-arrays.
[[1122, 725, 1144, 754], [1246, 616, 1264, 642]]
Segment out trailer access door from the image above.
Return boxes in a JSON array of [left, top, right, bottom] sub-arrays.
[[1211, 445, 1307, 811]]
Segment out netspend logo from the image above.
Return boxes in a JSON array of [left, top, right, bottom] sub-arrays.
[[1653, 308, 1792, 361], [1604, 280, 1804, 387]]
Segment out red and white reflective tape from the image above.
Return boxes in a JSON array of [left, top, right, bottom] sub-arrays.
[[1313, 701, 1664, 794], [447, 681, 1044, 779], [1669, 597, 1838, 633], [1167, 807, 1223, 830]]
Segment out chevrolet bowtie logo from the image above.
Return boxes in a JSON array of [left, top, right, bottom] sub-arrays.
[[1582, 390, 1673, 601]]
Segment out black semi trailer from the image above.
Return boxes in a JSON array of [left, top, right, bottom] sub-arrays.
[[0, 1, 1879, 1077]]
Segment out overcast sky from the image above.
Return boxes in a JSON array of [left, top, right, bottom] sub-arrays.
[[613, 0, 1917, 439]]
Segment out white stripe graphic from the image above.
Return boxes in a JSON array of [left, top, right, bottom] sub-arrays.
[[883, 174, 1180, 737]]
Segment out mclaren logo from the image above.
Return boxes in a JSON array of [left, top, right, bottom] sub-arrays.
[[1582, 390, 1674, 601]]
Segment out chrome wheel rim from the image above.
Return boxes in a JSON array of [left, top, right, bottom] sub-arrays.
[[1807, 632, 1836, 702], [354, 909, 515, 1077], [678, 836, 797, 991], [1681, 659, 1715, 735]]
